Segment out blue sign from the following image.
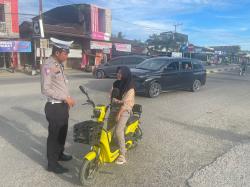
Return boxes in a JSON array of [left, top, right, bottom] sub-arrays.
[[179, 43, 188, 52], [0, 41, 32, 52]]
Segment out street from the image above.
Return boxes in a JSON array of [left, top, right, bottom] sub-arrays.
[[0, 69, 250, 187]]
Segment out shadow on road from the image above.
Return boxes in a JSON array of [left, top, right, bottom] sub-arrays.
[[0, 114, 90, 186], [12, 106, 47, 129], [0, 115, 46, 166], [159, 116, 250, 143]]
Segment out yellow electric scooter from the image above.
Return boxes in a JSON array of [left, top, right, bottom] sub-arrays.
[[74, 86, 142, 186]]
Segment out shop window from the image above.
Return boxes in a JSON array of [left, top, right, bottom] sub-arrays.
[[98, 8, 106, 33], [0, 4, 5, 22]]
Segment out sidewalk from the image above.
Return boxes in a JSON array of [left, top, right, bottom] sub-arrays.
[[0, 68, 92, 78], [206, 64, 238, 74], [0, 70, 31, 78], [188, 142, 250, 187], [0, 65, 239, 78]]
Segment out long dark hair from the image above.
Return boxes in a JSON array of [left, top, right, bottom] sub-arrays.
[[113, 66, 134, 99]]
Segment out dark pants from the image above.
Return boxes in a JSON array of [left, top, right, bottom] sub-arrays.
[[45, 102, 69, 166]]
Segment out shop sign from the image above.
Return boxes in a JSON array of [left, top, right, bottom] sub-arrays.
[[33, 19, 44, 38], [92, 32, 110, 41], [172, 52, 182, 57], [195, 48, 202, 53], [0, 41, 32, 52], [115, 43, 131, 52], [188, 44, 194, 52], [90, 41, 112, 50], [40, 39, 49, 49]]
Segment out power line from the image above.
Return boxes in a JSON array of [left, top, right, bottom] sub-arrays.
[[14, 1, 175, 34], [0, 11, 36, 16], [113, 18, 173, 32], [15, 12, 170, 33], [173, 23, 182, 33], [16, 0, 179, 35], [42, 0, 173, 33]]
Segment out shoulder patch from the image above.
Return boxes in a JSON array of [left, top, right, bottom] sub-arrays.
[[44, 67, 51, 75]]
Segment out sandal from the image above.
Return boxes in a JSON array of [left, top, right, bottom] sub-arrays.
[[115, 155, 127, 165]]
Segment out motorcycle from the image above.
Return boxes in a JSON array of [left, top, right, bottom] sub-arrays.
[[73, 86, 142, 186], [239, 66, 245, 76], [239, 63, 248, 76]]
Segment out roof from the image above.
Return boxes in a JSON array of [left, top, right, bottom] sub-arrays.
[[44, 24, 90, 38], [19, 21, 91, 38]]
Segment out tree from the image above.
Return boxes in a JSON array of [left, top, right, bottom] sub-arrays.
[[117, 32, 125, 39], [146, 32, 188, 53]]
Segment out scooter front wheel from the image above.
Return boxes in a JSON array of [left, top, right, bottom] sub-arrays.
[[79, 158, 98, 186]]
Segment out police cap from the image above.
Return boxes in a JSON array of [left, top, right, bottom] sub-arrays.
[[50, 37, 73, 53]]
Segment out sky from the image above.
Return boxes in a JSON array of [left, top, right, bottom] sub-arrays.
[[19, 0, 250, 50]]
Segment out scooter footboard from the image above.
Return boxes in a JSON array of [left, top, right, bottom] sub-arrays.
[[125, 119, 139, 134], [84, 151, 97, 161]]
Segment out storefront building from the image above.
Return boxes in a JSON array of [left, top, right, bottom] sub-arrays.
[[20, 4, 113, 70], [0, 0, 21, 70]]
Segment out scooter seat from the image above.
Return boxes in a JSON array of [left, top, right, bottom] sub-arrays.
[[126, 115, 139, 126]]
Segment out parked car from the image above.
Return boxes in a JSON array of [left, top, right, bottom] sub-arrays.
[[94, 55, 149, 79], [131, 57, 206, 98]]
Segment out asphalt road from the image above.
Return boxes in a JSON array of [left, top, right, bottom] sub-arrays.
[[0, 69, 249, 187]]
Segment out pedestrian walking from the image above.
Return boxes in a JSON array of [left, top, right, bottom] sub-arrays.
[[41, 37, 76, 174]]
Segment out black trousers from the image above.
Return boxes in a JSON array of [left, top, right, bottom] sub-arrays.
[[45, 102, 69, 166]]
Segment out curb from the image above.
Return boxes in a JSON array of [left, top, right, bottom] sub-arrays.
[[206, 67, 238, 74]]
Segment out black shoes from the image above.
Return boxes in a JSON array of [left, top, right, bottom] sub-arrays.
[[47, 153, 72, 174], [58, 153, 73, 161], [48, 163, 69, 174]]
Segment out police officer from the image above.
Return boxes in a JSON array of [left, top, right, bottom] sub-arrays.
[[41, 37, 76, 174]]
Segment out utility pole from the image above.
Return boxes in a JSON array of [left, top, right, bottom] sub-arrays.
[[39, 0, 43, 17], [39, 0, 43, 16], [32, 0, 43, 75], [39, 0, 44, 65], [173, 23, 182, 33]]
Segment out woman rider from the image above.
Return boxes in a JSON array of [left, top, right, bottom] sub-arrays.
[[111, 66, 135, 165]]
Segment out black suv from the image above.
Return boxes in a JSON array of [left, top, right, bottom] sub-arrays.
[[94, 55, 149, 79], [132, 57, 206, 97]]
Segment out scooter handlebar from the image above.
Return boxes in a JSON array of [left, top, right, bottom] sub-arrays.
[[79, 86, 95, 107]]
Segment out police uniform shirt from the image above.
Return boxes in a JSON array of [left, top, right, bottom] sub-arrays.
[[41, 56, 69, 101]]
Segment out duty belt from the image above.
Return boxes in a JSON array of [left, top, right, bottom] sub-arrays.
[[47, 98, 63, 104]]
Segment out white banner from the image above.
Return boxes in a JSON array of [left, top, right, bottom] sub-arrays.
[[115, 43, 131, 52], [171, 52, 182, 57], [90, 41, 112, 50], [36, 48, 82, 58]]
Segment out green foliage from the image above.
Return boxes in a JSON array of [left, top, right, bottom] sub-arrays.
[[146, 32, 188, 52]]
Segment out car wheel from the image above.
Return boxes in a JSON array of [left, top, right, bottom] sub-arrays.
[[147, 82, 161, 98], [95, 70, 105, 79], [191, 79, 201, 92]]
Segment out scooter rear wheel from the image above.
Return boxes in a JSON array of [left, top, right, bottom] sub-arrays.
[[79, 159, 98, 186], [134, 126, 143, 140], [127, 127, 143, 149]]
